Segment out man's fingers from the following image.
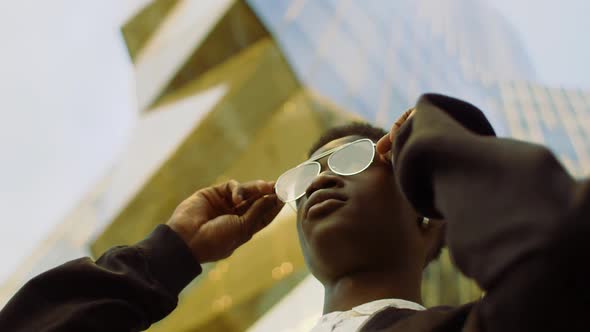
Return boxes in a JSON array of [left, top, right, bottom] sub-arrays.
[[390, 108, 415, 141], [377, 108, 416, 156], [240, 194, 284, 237], [232, 180, 275, 205], [226, 180, 240, 205], [398, 108, 416, 123], [376, 134, 392, 154]]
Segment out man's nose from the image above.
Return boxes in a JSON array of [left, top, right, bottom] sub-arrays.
[[304, 172, 345, 199]]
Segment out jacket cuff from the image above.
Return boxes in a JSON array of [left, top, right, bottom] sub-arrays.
[[136, 224, 202, 295]]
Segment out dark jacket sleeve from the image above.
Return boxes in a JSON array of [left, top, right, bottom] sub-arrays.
[[394, 94, 590, 331], [0, 224, 202, 332]]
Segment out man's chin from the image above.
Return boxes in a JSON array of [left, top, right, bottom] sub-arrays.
[[305, 213, 357, 255], [302, 206, 348, 240], [307, 225, 366, 281]]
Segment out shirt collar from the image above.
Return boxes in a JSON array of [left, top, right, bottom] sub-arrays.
[[351, 298, 426, 315]]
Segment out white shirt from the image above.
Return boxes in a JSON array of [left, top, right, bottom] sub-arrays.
[[309, 299, 425, 332]]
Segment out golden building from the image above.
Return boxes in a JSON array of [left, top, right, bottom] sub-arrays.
[[91, 1, 492, 330]]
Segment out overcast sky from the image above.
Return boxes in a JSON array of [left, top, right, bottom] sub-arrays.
[[486, 0, 590, 90], [0, 0, 588, 285], [0, 0, 143, 283]]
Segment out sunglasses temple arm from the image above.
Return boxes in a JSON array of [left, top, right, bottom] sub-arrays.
[[286, 201, 297, 213]]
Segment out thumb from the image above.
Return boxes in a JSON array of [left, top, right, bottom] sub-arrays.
[[240, 194, 284, 237]]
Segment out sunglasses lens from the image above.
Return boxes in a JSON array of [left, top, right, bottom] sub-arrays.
[[276, 163, 321, 202], [329, 140, 374, 175]]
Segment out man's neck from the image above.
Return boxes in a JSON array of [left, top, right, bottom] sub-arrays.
[[322, 268, 422, 314]]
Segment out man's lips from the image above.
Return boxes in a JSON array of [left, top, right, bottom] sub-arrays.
[[303, 190, 348, 219]]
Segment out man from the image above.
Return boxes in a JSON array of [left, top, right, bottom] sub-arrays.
[[0, 94, 588, 331], [285, 121, 446, 331]]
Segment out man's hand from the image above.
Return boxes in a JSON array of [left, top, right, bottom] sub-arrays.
[[166, 180, 284, 263], [376, 108, 446, 232], [376, 108, 415, 162]]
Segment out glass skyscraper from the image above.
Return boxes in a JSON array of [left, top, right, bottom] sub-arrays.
[[247, 0, 535, 131], [489, 81, 590, 177], [246, 0, 589, 178]]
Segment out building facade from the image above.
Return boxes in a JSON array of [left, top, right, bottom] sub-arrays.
[[490, 81, 590, 177], [247, 0, 535, 131]]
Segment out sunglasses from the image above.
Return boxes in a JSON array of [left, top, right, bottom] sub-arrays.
[[275, 138, 377, 205]]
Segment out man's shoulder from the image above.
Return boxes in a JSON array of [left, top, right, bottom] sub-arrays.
[[360, 301, 478, 332]]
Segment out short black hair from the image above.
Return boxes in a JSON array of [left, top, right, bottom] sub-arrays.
[[308, 122, 387, 157], [309, 121, 445, 264]]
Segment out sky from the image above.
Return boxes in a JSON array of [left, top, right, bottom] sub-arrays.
[[0, 0, 145, 283], [0, 0, 589, 285], [485, 0, 590, 90]]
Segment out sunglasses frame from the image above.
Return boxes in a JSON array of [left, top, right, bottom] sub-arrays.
[[275, 138, 377, 203]]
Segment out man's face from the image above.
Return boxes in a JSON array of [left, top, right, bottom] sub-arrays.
[[295, 135, 426, 282]]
